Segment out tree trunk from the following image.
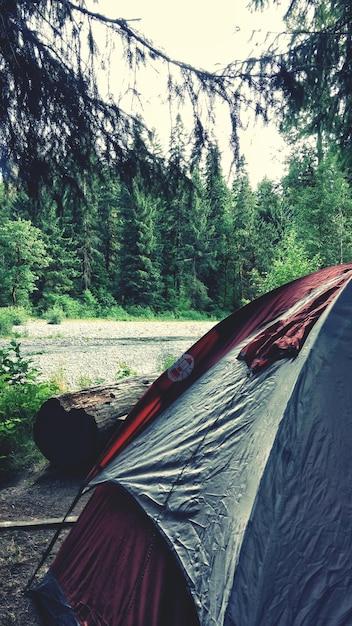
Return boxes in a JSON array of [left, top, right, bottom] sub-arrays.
[[33, 374, 158, 470]]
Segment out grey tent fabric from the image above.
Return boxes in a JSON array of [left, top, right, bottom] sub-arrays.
[[90, 279, 352, 625], [225, 277, 352, 625]]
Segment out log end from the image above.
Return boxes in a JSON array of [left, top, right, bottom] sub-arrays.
[[34, 398, 99, 469]]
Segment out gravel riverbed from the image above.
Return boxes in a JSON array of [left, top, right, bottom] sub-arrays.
[[6, 319, 217, 390]]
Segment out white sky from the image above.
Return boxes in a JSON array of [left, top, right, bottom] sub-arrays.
[[92, 0, 290, 186]]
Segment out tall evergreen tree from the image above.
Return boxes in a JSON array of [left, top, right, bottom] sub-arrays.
[[203, 143, 233, 310], [231, 166, 258, 305], [158, 115, 193, 309], [0, 1, 252, 195], [116, 180, 161, 308], [184, 168, 213, 312], [35, 205, 80, 306], [252, 0, 352, 175], [94, 173, 122, 301], [253, 177, 287, 275]]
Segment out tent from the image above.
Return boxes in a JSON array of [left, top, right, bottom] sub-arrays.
[[31, 264, 352, 626]]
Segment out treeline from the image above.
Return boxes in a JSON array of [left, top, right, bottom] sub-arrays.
[[1, 119, 352, 319]]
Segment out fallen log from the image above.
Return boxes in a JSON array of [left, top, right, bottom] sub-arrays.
[[33, 374, 158, 470]]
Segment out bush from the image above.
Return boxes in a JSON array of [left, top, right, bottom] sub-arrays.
[[107, 305, 131, 321], [45, 305, 65, 324], [0, 340, 60, 475], [0, 307, 29, 337], [125, 305, 156, 320], [0, 310, 13, 336], [82, 289, 100, 317], [39, 294, 84, 319], [175, 309, 208, 321], [8, 306, 29, 326]]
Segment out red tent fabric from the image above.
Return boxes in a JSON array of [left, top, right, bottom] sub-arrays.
[[50, 483, 199, 626]]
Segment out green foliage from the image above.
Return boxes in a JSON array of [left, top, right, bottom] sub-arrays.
[[41, 294, 86, 319], [0, 340, 37, 385], [0, 341, 59, 475], [252, 0, 352, 178], [0, 310, 16, 337], [77, 373, 105, 389], [45, 305, 65, 325], [81, 290, 100, 317], [0, 306, 29, 336], [125, 305, 156, 320], [158, 354, 177, 371], [283, 150, 352, 265], [41, 292, 101, 320], [0, 219, 50, 307], [7, 306, 29, 326], [231, 167, 259, 305], [115, 363, 137, 379], [2, 119, 352, 323], [106, 306, 132, 321], [253, 230, 321, 294], [117, 179, 162, 309]]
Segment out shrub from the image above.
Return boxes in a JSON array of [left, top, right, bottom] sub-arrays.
[[158, 353, 177, 371], [8, 306, 29, 326], [0, 340, 59, 475], [0, 310, 13, 336], [45, 305, 65, 324], [115, 363, 137, 379], [82, 289, 100, 318], [125, 305, 156, 320], [107, 305, 131, 321], [39, 294, 83, 319], [0, 307, 29, 337]]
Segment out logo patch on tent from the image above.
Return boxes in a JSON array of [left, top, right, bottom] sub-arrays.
[[168, 354, 194, 382]]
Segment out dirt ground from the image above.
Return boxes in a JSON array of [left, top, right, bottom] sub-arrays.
[[0, 462, 92, 626]]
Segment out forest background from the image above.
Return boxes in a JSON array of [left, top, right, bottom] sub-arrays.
[[0, 0, 351, 479], [1, 0, 352, 325]]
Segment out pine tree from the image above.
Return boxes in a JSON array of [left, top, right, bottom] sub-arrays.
[[158, 115, 193, 310], [231, 166, 258, 305], [252, 0, 352, 175], [203, 143, 233, 310], [116, 180, 161, 309], [1, 1, 249, 195], [253, 178, 287, 276], [94, 174, 122, 299]]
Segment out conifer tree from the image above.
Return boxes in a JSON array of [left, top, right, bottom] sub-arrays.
[[158, 115, 192, 309], [0, 1, 247, 196], [231, 165, 258, 305], [253, 178, 287, 276], [203, 143, 233, 309], [252, 0, 352, 175], [116, 180, 161, 308]]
